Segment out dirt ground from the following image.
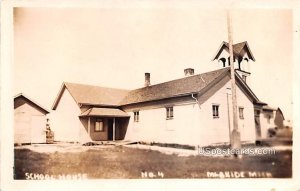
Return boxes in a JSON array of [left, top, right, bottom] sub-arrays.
[[14, 144, 292, 179]]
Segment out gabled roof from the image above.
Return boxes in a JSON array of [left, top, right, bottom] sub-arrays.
[[52, 68, 261, 109], [14, 93, 50, 114], [120, 68, 230, 105], [80, 108, 129, 117], [120, 67, 258, 105], [276, 107, 285, 120], [52, 82, 130, 110], [212, 41, 255, 61]]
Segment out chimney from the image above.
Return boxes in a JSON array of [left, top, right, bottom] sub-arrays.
[[145, 73, 150, 87], [184, 68, 194, 77]]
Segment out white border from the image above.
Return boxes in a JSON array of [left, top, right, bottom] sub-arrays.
[[1, 0, 299, 191]]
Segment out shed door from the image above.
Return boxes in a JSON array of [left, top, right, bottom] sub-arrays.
[[31, 115, 46, 143], [14, 112, 31, 144]]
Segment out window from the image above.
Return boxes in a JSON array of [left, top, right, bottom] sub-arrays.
[[239, 107, 244, 119], [212, 105, 219, 118], [134, 111, 139, 122], [95, 119, 104, 132], [255, 110, 260, 116], [166, 107, 174, 120], [242, 75, 247, 82]]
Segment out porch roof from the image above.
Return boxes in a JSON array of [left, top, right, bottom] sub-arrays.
[[80, 107, 129, 118], [262, 105, 277, 111]]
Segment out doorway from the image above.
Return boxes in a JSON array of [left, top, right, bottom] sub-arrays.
[[254, 109, 261, 139], [108, 119, 113, 140]]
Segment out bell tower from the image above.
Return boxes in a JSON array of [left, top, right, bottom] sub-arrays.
[[212, 41, 255, 84]]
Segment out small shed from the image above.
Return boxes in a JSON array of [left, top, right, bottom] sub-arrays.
[[14, 93, 50, 144], [258, 105, 285, 138]]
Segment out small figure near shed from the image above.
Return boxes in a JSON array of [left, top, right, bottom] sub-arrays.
[[46, 118, 54, 144]]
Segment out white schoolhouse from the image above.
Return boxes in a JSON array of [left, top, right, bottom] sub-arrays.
[[51, 41, 276, 146]]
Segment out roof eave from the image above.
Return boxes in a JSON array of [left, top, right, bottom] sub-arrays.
[[244, 41, 256, 61], [196, 68, 231, 97], [52, 83, 67, 110], [79, 107, 129, 117], [79, 114, 129, 118], [80, 103, 121, 107], [234, 71, 260, 103], [211, 41, 227, 61], [262, 108, 275, 111], [120, 92, 199, 106], [15, 93, 50, 114], [254, 101, 268, 106]]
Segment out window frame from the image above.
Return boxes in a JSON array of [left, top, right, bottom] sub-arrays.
[[239, 107, 244, 119], [94, 119, 104, 132], [134, 111, 139, 122], [166, 106, 174, 120], [212, 104, 220, 118]]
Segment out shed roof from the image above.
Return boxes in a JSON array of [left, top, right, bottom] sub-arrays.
[[80, 107, 129, 117], [14, 93, 50, 114]]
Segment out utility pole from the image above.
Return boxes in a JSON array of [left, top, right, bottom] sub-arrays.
[[227, 10, 241, 150]]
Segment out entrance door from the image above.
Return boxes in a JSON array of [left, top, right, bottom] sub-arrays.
[[31, 115, 46, 143], [108, 119, 113, 140], [254, 109, 261, 139], [14, 112, 31, 144]]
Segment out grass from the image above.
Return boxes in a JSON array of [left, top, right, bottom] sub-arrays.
[[14, 146, 292, 179]]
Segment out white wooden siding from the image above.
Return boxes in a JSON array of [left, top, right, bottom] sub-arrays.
[[51, 89, 91, 143]]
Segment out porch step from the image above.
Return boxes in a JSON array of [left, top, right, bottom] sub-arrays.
[[115, 141, 138, 146], [82, 140, 138, 146]]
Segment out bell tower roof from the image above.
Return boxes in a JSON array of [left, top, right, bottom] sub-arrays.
[[212, 41, 255, 61]]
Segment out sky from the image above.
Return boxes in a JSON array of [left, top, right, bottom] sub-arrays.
[[13, 6, 293, 120]]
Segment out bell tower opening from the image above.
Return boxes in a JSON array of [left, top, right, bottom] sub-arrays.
[[219, 57, 227, 67], [212, 41, 255, 84]]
